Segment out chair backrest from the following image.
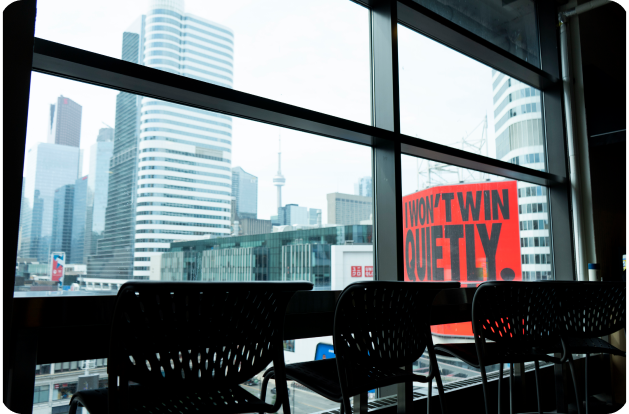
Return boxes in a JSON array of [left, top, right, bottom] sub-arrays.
[[472, 281, 565, 346], [108, 281, 312, 389], [558, 281, 626, 338], [333, 281, 460, 368]]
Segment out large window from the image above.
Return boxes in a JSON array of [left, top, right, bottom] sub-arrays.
[[398, 25, 546, 171], [9, 0, 573, 413]]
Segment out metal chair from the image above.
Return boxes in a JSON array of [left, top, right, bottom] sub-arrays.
[[434, 281, 571, 414], [557, 281, 626, 414], [260, 281, 460, 414], [68, 281, 313, 414]]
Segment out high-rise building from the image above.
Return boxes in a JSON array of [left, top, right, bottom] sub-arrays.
[[491, 70, 551, 280], [130, 0, 234, 278], [354, 176, 372, 197], [70, 176, 89, 264], [51, 184, 75, 259], [47, 95, 82, 148], [308, 208, 322, 225], [19, 143, 80, 262], [278, 204, 309, 226], [327, 193, 373, 225], [86, 29, 144, 280], [83, 129, 114, 261], [231, 167, 258, 220]]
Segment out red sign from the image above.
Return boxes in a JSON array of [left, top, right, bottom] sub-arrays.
[[51, 252, 65, 282], [403, 181, 521, 336], [351, 266, 362, 277], [365, 266, 373, 278]]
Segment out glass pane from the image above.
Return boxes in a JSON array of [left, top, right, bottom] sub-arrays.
[[17, 73, 373, 298], [401, 153, 553, 387], [410, 0, 540, 67], [398, 25, 546, 172], [34, 0, 370, 125]]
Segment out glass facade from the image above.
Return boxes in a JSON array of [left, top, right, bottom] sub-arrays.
[[231, 166, 258, 220], [70, 175, 88, 264]]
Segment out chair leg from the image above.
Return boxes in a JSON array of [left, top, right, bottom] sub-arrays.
[[479, 363, 491, 414], [343, 397, 352, 414], [433, 365, 447, 414], [427, 378, 432, 414], [68, 400, 79, 414], [260, 370, 274, 414], [534, 361, 542, 414], [282, 385, 292, 414], [498, 363, 503, 414], [509, 363, 514, 414], [568, 357, 583, 414], [340, 402, 345, 414], [585, 353, 590, 414]]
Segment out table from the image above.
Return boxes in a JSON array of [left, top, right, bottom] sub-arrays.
[[6, 288, 476, 414]]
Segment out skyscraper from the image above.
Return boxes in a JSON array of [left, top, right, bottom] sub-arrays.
[[278, 204, 309, 226], [20, 143, 80, 262], [130, 0, 234, 278], [354, 176, 372, 197], [491, 70, 552, 280], [70, 175, 89, 264], [51, 184, 75, 260], [83, 128, 114, 261], [232, 167, 258, 220], [47, 95, 82, 148]]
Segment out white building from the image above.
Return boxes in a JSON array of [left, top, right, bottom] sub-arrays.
[[133, 0, 234, 278], [491, 70, 552, 280]]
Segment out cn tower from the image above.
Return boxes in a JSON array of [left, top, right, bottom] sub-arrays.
[[273, 138, 286, 212]]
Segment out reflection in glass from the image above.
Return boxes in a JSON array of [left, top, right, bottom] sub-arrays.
[[399, 25, 546, 172]]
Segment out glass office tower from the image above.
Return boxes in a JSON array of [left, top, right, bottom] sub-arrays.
[[20, 143, 80, 262], [133, 0, 234, 277], [50, 184, 75, 259], [70, 176, 88, 264], [492, 70, 552, 280], [231, 166, 258, 220]]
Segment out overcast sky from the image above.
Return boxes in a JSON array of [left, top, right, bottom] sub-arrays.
[[25, 0, 503, 222]]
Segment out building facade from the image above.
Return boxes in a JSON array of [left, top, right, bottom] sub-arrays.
[[278, 204, 309, 226], [326, 192, 373, 225], [491, 70, 552, 280], [231, 166, 258, 220], [354, 176, 372, 198], [50, 184, 75, 259], [47, 95, 82, 148], [83, 130, 114, 261], [20, 143, 81, 263], [159, 225, 373, 290], [70, 176, 89, 264], [132, 0, 235, 278]]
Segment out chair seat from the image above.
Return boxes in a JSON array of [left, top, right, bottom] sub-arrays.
[[540, 337, 626, 357], [434, 342, 557, 367], [267, 358, 422, 402], [70, 383, 275, 414]]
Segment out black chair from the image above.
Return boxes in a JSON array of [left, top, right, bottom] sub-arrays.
[[68, 281, 313, 414], [557, 281, 626, 414], [260, 281, 460, 414], [434, 281, 571, 414]]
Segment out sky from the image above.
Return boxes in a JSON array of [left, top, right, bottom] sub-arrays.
[[23, 0, 508, 223]]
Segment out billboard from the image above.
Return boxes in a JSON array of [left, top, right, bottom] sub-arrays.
[[51, 252, 66, 282], [402, 181, 521, 336]]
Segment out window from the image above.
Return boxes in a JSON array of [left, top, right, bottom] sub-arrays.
[[34, 0, 370, 125], [401, 154, 554, 387], [410, 0, 540, 67], [53, 382, 78, 401], [398, 26, 546, 171], [33, 385, 49, 404]]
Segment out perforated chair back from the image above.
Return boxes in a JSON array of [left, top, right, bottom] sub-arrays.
[[333, 281, 459, 368], [472, 281, 564, 348], [108, 281, 312, 390], [559, 281, 626, 338]]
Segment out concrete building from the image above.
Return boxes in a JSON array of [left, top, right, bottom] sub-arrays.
[[491, 70, 552, 280], [308, 208, 322, 226], [231, 166, 258, 220], [19, 143, 81, 263], [239, 217, 272, 236], [326, 192, 373, 225], [278, 204, 308, 226], [47, 95, 82, 148]]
